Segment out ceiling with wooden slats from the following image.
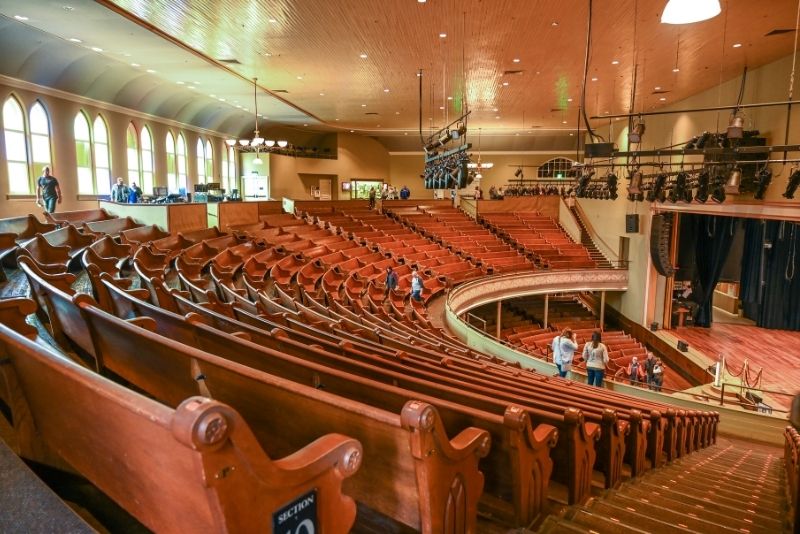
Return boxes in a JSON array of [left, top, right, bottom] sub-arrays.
[[0, 0, 797, 142]]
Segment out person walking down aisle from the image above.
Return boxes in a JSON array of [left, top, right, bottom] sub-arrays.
[[368, 186, 376, 210], [557, 329, 578, 379], [583, 331, 609, 387], [111, 177, 129, 203], [410, 269, 425, 303], [36, 166, 62, 213], [384, 266, 398, 300]]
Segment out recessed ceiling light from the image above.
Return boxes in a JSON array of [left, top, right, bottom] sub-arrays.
[[131, 63, 140, 67], [176, 81, 185, 85], [502, 81, 509, 86], [361, 104, 366, 107], [672, 68, 680, 72], [439, 33, 447, 38], [733, 43, 742, 48], [146, 69, 156, 73], [384, 88, 390, 93], [611, 60, 620, 65], [513, 58, 521, 63], [659, 97, 667, 101], [13, 15, 29, 21], [551, 21, 559, 26], [69, 38, 82, 43], [296, 76, 303, 80], [91, 47, 103, 52], [359, 53, 368, 59], [591, 77, 598, 82]]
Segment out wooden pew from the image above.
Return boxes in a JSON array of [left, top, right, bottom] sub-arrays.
[[0, 319, 361, 534], [78, 302, 493, 533]]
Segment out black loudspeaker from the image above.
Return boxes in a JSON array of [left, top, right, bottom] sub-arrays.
[[650, 322, 659, 332], [650, 213, 676, 277], [626, 214, 640, 233], [677, 340, 689, 352]]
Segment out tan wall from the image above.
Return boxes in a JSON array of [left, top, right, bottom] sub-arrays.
[[388, 152, 575, 199], [0, 81, 228, 220], [269, 133, 390, 201]]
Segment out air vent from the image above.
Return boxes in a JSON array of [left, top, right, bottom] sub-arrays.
[[272, 89, 289, 93], [766, 28, 796, 36], [365, 112, 379, 115], [218, 58, 242, 64], [503, 70, 524, 76]]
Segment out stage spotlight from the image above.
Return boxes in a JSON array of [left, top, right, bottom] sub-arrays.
[[628, 122, 646, 144], [753, 167, 773, 200], [724, 167, 742, 194], [726, 114, 744, 139], [695, 170, 710, 203], [784, 168, 800, 199], [627, 169, 643, 198]]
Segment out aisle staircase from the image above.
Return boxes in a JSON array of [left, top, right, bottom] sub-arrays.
[[568, 206, 614, 269], [538, 438, 787, 533]]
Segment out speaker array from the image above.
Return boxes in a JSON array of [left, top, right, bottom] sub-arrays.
[[650, 213, 676, 277]]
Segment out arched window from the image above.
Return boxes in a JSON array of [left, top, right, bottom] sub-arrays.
[[166, 132, 176, 192], [196, 138, 206, 184], [176, 133, 187, 192], [140, 126, 154, 195], [205, 139, 214, 183], [538, 157, 577, 179], [74, 112, 93, 194], [3, 96, 29, 194], [93, 115, 111, 195], [29, 101, 52, 189], [126, 123, 139, 185]]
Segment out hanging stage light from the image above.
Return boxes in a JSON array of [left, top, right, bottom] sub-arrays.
[[753, 167, 773, 200], [784, 168, 800, 199], [695, 170, 710, 203], [724, 166, 742, 194]]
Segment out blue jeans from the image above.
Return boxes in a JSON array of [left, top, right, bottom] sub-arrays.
[[587, 368, 605, 387], [43, 196, 57, 213]]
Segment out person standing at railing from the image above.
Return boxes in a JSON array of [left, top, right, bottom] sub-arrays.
[[583, 331, 609, 387], [557, 328, 578, 379]]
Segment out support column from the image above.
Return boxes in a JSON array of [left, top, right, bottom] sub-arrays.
[[496, 300, 502, 339], [600, 291, 606, 332], [543, 294, 549, 330]]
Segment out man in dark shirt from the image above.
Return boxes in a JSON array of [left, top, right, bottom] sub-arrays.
[[36, 166, 61, 213]]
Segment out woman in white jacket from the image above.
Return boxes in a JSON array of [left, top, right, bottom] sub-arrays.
[[583, 331, 609, 387]]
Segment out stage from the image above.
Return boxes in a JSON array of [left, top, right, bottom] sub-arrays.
[[664, 321, 800, 410]]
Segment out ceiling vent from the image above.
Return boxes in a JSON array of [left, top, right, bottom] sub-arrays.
[[766, 28, 796, 36], [502, 70, 525, 76], [218, 58, 242, 64]]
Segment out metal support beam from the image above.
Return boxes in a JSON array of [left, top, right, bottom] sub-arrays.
[[600, 291, 606, 332], [496, 300, 502, 339], [543, 294, 549, 330]]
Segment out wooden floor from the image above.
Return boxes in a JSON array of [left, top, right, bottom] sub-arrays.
[[672, 321, 800, 407]]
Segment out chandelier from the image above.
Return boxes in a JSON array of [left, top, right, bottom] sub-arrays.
[[225, 77, 288, 165]]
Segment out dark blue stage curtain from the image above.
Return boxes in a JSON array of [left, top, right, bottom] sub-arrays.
[[688, 215, 738, 328], [740, 219, 800, 330]]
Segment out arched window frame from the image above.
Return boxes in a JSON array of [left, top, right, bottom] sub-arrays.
[[140, 126, 154, 195], [3, 95, 31, 194], [126, 122, 140, 186], [74, 111, 94, 195], [29, 100, 52, 191], [93, 114, 111, 195]]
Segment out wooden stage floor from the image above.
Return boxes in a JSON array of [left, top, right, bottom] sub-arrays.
[[670, 322, 800, 407]]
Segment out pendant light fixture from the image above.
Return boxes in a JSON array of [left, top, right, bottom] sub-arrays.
[[661, 0, 721, 25]]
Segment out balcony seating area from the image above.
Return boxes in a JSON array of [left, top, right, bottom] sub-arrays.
[[479, 211, 598, 270]]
